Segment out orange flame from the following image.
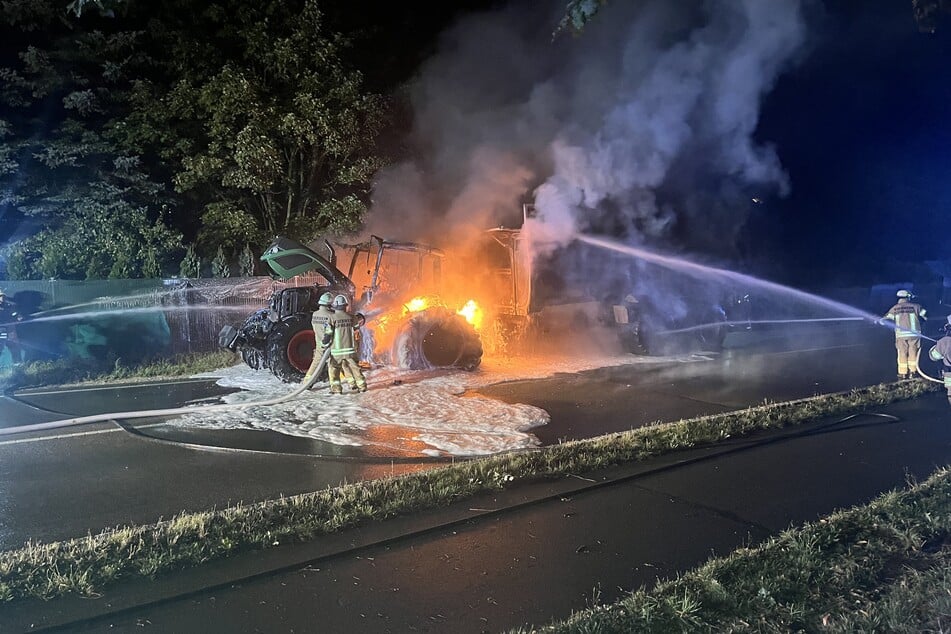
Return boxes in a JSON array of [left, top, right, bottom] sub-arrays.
[[403, 296, 429, 313], [457, 299, 483, 330]]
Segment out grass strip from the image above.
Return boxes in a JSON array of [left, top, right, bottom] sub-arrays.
[[1, 351, 238, 389], [0, 379, 936, 603], [515, 463, 951, 633]]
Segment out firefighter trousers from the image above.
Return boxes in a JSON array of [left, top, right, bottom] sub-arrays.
[[895, 337, 921, 376], [328, 354, 367, 392]]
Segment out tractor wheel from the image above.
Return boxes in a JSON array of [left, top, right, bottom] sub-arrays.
[[393, 307, 482, 371], [241, 347, 266, 370], [266, 314, 318, 383]]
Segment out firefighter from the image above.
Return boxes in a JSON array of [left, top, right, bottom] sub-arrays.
[[928, 315, 951, 402], [302, 292, 335, 385], [322, 294, 367, 394], [0, 289, 23, 364], [613, 293, 647, 354], [882, 289, 928, 379]]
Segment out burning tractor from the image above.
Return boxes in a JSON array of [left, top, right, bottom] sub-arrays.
[[218, 236, 483, 382], [465, 204, 731, 357]]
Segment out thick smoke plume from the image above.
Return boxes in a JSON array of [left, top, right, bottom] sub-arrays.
[[363, 0, 812, 354], [368, 0, 808, 256]]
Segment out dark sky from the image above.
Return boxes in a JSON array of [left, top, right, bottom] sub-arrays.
[[742, 0, 951, 286], [4, 0, 948, 290], [358, 0, 951, 289]]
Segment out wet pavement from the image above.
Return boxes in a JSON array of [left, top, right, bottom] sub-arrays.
[[2, 320, 945, 632], [0, 322, 898, 550], [6, 391, 950, 633]]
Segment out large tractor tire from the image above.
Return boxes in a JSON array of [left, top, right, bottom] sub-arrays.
[[266, 314, 318, 383], [393, 307, 483, 371], [241, 347, 266, 370]]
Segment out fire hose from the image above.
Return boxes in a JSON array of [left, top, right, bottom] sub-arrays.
[[917, 347, 946, 384], [0, 348, 333, 437], [877, 319, 945, 385], [2, 325, 945, 438]]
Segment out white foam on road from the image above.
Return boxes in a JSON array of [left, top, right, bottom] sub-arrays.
[[173, 352, 700, 456]]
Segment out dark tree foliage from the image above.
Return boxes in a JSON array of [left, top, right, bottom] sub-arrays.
[[556, 0, 608, 37], [0, 0, 181, 279], [0, 0, 388, 279], [117, 0, 388, 252]]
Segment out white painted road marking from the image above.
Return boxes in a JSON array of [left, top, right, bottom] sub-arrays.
[[0, 422, 169, 446]]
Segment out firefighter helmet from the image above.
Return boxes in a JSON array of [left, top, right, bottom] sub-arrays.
[[318, 292, 333, 307], [897, 289, 912, 299], [331, 294, 349, 309]]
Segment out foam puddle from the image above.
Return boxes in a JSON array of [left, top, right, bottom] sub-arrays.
[[173, 352, 703, 456]]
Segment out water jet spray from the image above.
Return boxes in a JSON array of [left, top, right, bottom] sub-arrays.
[[574, 234, 895, 328], [658, 317, 866, 337]]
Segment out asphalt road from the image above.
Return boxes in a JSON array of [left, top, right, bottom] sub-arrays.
[[1, 320, 940, 632], [39, 396, 949, 634], [0, 322, 899, 550]]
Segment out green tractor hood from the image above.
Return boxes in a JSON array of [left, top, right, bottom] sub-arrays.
[[260, 237, 354, 292]]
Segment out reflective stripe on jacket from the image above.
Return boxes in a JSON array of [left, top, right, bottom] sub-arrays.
[[324, 310, 358, 358], [884, 299, 927, 338], [930, 336, 951, 367]]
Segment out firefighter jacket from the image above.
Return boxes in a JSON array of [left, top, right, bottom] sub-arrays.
[[311, 306, 334, 342], [930, 336, 951, 368], [0, 298, 20, 323], [323, 309, 359, 359], [883, 298, 927, 339]]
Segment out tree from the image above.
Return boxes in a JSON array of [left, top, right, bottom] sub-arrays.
[[556, 0, 609, 37], [238, 243, 256, 277], [211, 245, 229, 278], [120, 0, 388, 251], [66, 0, 127, 18], [0, 0, 182, 279], [179, 244, 200, 278], [1, 0, 388, 279]]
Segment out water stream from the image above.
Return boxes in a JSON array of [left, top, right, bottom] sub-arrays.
[[574, 233, 925, 338]]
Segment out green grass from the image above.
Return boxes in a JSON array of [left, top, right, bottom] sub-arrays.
[[1, 351, 239, 389], [0, 379, 936, 604], [514, 465, 951, 633]]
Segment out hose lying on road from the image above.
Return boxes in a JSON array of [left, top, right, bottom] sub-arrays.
[[0, 348, 333, 437]]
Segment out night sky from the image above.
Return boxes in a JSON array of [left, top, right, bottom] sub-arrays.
[[738, 0, 951, 286], [362, 0, 951, 290], [2, 0, 949, 291]]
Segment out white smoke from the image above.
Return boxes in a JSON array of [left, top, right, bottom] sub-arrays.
[[367, 0, 809, 256]]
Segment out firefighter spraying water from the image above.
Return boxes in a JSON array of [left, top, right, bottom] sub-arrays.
[[218, 236, 483, 382], [881, 289, 928, 379], [302, 292, 334, 384], [324, 294, 368, 394], [928, 316, 951, 400], [0, 289, 23, 365]]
